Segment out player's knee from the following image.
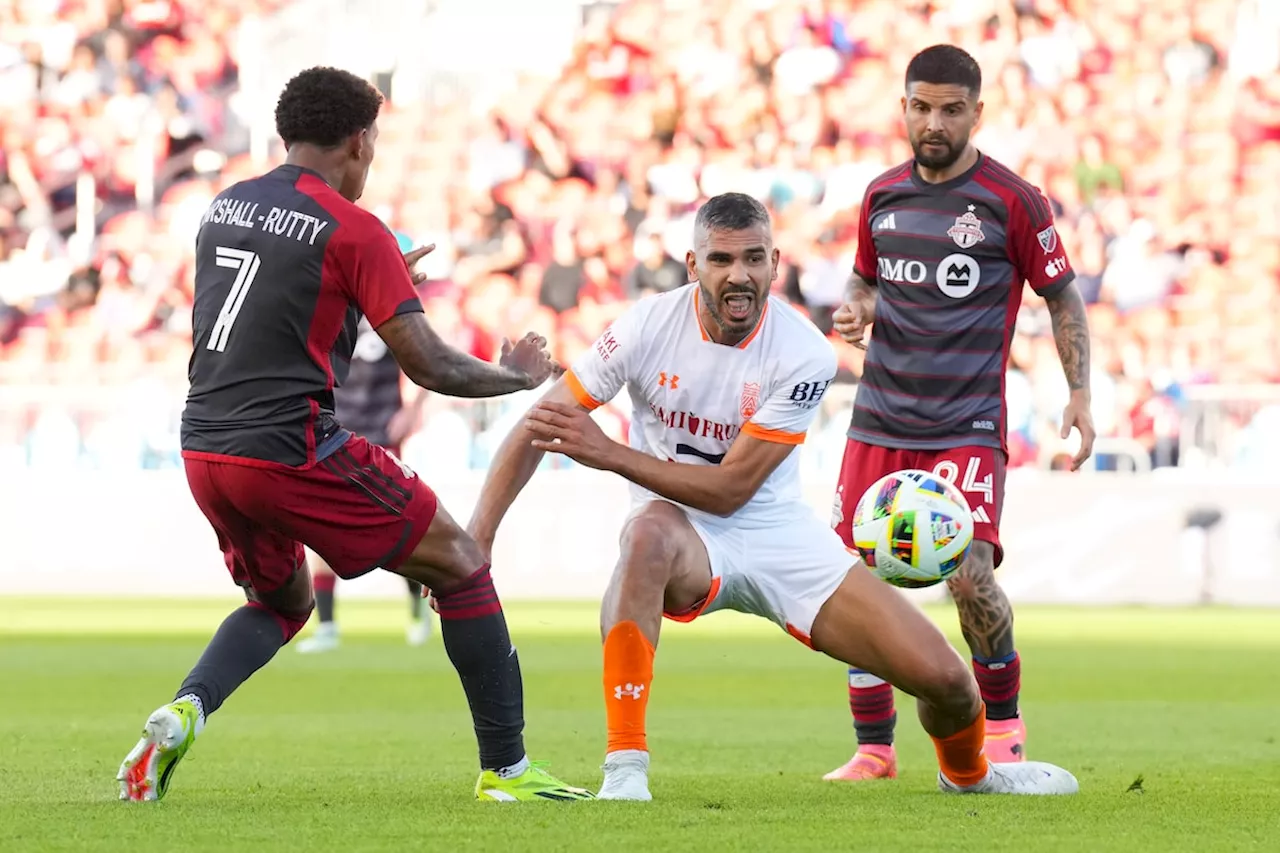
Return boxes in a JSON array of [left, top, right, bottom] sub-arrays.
[[618, 506, 684, 579], [247, 599, 313, 643], [923, 656, 980, 712]]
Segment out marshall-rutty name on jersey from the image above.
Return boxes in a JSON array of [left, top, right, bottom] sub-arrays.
[[202, 197, 330, 246]]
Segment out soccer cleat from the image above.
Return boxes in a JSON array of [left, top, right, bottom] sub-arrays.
[[822, 744, 897, 781], [597, 749, 653, 801], [985, 716, 1026, 763], [117, 700, 204, 801], [406, 616, 431, 647], [296, 623, 340, 654], [939, 761, 1078, 795], [475, 761, 595, 802]]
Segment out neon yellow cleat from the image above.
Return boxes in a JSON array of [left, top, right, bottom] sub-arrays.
[[117, 700, 203, 802], [475, 761, 595, 802]]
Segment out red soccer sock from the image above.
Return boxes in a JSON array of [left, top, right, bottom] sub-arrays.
[[848, 668, 897, 746], [973, 652, 1021, 721]]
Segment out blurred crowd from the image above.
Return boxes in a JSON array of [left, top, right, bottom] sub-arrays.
[[3, 0, 1280, 474]]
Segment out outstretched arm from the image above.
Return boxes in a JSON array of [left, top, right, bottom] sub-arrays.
[[376, 315, 549, 398], [467, 378, 586, 551], [550, 421, 797, 517]]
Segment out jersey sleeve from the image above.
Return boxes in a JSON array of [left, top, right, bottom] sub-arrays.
[[740, 346, 838, 446], [852, 187, 878, 284], [565, 304, 644, 411], [336, 217, 424, 328], [1008, 187, 1075, 299]]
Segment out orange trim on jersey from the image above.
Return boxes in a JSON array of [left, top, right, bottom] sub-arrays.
[[741, 422, 806, 445], [692, 290, 769, 349], [785, 622, 815, 649], [564, 370, 603, 411], [663, 575, 722, 623]]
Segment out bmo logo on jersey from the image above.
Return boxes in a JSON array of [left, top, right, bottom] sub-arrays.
[[936, 253, 981, 299], [789, 380, 831, 409], [877, 257, 928, 284]]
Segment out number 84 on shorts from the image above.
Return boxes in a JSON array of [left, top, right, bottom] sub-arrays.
[[833, 442, 1007, 569]]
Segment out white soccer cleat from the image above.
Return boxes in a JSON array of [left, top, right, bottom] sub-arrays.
[[406, 616, 432, 647], [597, 749, 652, 801], [296, 623, 340, 654], [939, 760, 1079, 795]]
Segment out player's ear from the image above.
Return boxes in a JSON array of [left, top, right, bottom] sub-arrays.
[[973, 98, 984, 125], [770, 247, 780, 282], [685, 250, 697, 283], [900, 95, 908, 115]]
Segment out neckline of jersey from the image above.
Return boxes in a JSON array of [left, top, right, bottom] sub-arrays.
[[692, 287, 770, 350], [909, 151, 986, 195]]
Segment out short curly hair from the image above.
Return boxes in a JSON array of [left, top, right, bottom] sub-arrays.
[[274, 67, 384, 149]]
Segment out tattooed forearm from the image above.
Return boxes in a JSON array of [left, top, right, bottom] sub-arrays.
[[1044, 283, 1091, 392], [946, 542, 1015, 660]]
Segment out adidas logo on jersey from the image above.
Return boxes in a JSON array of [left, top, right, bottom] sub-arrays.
[[875, 213, 896, 230], [971, 505, 992, 524]]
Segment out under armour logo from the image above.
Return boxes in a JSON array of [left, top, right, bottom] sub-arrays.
[[658, 372, 679, 390], [614, 682, 645, 700]]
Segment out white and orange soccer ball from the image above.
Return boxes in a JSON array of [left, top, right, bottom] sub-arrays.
[[851, 469, 974, 589]]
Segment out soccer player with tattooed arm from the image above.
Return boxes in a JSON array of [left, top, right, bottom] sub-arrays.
[[467, 191, 1079, 800], [117, 66, 591, 804], [823, 45, 1095, 782]]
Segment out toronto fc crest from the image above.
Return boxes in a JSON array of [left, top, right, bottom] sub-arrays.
[[947, 205, 986, 249], [740, 382, 761, 419]]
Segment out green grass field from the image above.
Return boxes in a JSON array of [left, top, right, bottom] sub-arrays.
[[1, 599, 1277, 852]]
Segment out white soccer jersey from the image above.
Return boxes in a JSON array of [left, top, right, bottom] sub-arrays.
[[566, 283, 837, 528]]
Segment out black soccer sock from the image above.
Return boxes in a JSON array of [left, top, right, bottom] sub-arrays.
[[433, 564, 525, 771], [175, 605, 288, 717], [314, 572, 337, 624], [406, 578, 424, 620]]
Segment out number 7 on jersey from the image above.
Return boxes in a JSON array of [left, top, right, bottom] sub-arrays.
[[207, 246, 262, 352]]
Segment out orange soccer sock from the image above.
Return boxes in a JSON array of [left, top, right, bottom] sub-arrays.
[[932, 711, 990, 788], [602, 621, 656, 754]]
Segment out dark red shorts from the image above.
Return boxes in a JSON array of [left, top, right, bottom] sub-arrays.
[[185, 436, 438, 593], [833, 439, 1007, 567]]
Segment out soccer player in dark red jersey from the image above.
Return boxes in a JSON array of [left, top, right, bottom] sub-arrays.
[[117, 66, 591, 803], [824, 45, 1095, 782]]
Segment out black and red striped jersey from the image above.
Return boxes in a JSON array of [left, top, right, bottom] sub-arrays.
[[849, 154, 1075, 451], [181, 164, 422, 469]]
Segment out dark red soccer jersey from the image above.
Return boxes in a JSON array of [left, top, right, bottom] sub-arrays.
[[849, 154, 1075, 451], [181, 165, 422, 469]]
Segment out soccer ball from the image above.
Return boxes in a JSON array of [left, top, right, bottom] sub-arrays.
[[851, 469, 974, 589]]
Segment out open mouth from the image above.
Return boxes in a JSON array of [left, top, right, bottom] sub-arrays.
[[724, 293, 754, 322]]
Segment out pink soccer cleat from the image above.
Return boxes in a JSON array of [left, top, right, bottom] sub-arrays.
[[822, 744, 897, 781], [984, 717, 1026, 763]]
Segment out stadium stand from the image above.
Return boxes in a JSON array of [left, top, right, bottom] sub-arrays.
[[2, 0, 1279, 473]]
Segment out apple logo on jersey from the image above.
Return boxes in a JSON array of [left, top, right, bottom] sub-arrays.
[[687, 415, 701, 435], [936, 253, 981, 299]]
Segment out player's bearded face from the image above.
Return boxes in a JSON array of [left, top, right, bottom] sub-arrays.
[[688, 224, 779, 343], [903, 83, 981, 171]]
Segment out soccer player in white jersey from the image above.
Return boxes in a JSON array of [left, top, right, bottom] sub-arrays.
[[468, 193, 1078, 800]]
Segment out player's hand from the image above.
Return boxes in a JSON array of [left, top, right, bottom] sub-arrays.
[[526, 400, 615, 470], [500, 332, 559, 389], [1061, 390, 1096, 471], [403, 244, 435, 285], [833, 292, 876, 350]]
